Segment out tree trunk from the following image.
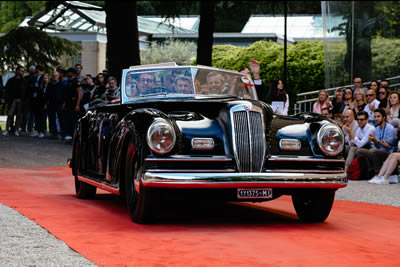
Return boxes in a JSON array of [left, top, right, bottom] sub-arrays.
[[105, 0, 140, 81], [196, 0, 215, 66]]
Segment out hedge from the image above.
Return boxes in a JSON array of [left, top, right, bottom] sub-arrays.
[[211, 38, 400, 107], [211, 40, 325, 112]]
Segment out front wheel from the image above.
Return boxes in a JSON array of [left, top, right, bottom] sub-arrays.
[[292, 189, 335, 222], [125, 143, 154, 224]]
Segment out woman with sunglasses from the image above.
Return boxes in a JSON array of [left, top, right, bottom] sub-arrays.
[[377, 86, 390, 110], [342, 87, 354, 113]]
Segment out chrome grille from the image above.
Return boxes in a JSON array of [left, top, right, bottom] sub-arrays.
[[231, 105, 265, 172]]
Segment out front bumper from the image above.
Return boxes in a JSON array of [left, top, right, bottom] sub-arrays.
[[141, 172, 347, 189]]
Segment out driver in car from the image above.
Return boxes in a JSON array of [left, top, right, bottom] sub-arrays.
[[137, 73, 156, 95]]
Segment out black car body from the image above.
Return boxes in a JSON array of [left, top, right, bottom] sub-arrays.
[[71, 64, 347, 223]]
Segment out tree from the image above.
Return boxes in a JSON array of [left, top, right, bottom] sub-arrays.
[[197, 0, 216, 66], [104, 0, 140, 80], [141, 38, 196, 65], [0, 1, 46, 33], [0, 26, 81, 72]]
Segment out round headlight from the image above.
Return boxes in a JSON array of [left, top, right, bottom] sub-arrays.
[[146, 119, 176, 154], [317, 124, 344, 156]]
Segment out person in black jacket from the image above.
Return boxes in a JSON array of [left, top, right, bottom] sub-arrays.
[[2, 66, 28, 136], [62, 68, 82, 142], [0, 74, 5, 116], [32, 73, 49, 138], [45, 71, 65, 139]]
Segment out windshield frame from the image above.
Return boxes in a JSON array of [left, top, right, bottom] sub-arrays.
[[120, 65, 257, 104]]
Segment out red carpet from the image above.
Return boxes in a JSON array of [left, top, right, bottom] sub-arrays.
[[1, 166, 400, 266]]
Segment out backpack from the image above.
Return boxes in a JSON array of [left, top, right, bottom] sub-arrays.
[[347, 155, 370, 180]]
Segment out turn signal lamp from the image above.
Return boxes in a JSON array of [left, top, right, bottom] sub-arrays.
[[279, 139, 301, 151], [191, 138, 214, 150]]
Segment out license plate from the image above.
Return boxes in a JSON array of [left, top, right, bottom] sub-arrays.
[[237, 188, 272, 199]]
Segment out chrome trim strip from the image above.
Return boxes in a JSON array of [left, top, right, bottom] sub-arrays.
[[268, 156, 345, 163], [77, 176, 120, 195], [264, 169, 343, 174], [148, 169, 236, 173], [142, 172, 347, 188], [144, 156, 232, 162]]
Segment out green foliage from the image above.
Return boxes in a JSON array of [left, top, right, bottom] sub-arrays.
[[0, 1, 46, 33], [211, 37, 400, 106], [0, 27, 81, 73], [140, 38, 196, 65], [324, 41, 348, 86], [326, 37, 400, 85], [371, 37, 400, 80], [211, 40, 325, 99]]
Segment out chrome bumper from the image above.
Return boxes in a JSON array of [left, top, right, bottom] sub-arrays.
[[141, 172, 347, 189]]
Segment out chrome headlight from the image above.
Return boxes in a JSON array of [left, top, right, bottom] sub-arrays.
[[146, 119, 176, 154], [317, 124, 344, 156]]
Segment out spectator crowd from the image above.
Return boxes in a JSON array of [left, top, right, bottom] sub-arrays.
[[1, 61, 398, 185], [313, 77, 400, 185], [0, 64, 119, 143]]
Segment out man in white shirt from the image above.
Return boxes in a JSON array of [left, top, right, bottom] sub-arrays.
[[345, 111, 376, 173], [364, 89, 380, 125]]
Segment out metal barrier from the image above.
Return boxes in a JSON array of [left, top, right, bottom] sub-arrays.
[[293, 76, 400, 114]]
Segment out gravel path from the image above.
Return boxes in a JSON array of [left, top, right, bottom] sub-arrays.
[[0, 133, 399, 266], [0, 203, 96, 267]]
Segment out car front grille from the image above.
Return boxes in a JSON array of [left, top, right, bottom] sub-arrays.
[[231, 105, 265, 172]]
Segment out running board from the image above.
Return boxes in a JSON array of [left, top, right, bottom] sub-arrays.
[[77, 176, 120, 196]]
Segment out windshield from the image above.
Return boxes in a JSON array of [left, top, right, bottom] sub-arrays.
[[121, 66, 256, 104]]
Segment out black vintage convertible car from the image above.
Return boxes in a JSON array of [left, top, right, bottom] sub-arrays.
[[71, 63, 346, 224]]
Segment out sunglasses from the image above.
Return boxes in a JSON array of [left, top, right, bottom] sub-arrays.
[[379, 92, 386, 95], [366, 94, 374, 97], [345, 91, 352, 94], [139, 78, 154, 83]]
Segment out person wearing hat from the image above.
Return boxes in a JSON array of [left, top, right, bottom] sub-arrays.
[[61, 67, 82, 142]]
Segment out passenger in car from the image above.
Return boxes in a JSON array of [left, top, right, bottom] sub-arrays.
[[206, 71, 226, 94], [174, 75, 193, 94], [125, 75, 138, 97]]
